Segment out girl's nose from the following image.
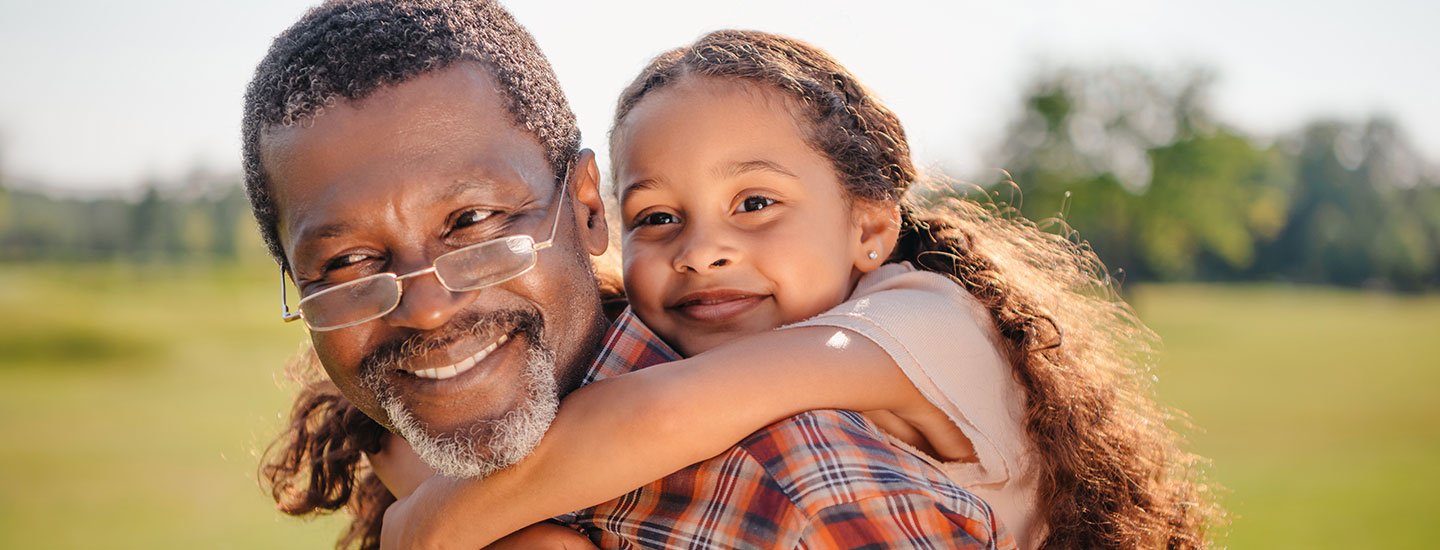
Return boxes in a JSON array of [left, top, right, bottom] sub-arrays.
[[672, 225, 738, 273]]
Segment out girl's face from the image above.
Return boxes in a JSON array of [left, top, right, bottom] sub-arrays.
[[613, 77, 886, 356]]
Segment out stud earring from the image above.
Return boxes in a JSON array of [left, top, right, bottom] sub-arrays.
[[867, 250, 879, 260]]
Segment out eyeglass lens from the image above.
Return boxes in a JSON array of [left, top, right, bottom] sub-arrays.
[[433, 235, 538, 290], [299, 275, 402, 330], [297, 235, 540, 331]]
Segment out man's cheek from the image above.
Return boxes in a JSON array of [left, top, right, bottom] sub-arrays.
[[311, 334, 374, 401], [310, 333, 344, 372]]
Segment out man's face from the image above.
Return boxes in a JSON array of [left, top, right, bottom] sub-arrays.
[[261, 63, 610, 477]]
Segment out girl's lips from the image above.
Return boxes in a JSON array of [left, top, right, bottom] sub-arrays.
[[669, 290, 768, 323]]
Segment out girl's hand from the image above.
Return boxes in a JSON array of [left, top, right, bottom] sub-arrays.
[[381, 481, 595, 550], [485, 523, 597, 550], [379, 475, 460, 549]]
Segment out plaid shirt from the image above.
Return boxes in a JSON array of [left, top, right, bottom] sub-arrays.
[[557, 309, 1014, 549]]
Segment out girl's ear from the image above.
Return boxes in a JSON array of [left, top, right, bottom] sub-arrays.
[[570, 149, 610, 256], [852, 201, 901, 273]]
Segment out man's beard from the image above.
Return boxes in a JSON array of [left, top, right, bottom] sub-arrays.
[[359, 309, 560, 479]]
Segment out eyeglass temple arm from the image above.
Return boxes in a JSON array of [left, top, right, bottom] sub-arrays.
[[532, 163, 573, 251], [280, 268, 303, 323]]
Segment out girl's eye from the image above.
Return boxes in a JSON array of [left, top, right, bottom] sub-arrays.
[[453, 209, 496, 230], [737, 195, 776, 213], [636, 211, 680, 226]]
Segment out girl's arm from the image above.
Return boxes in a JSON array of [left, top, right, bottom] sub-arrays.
[[380, 325, 969, 549]]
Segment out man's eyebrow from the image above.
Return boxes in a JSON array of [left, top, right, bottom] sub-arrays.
[[297, 221, 353, 243], [439, 178, 504, 201], [293, 177, 515, 247], [288, 220, 354, 273], [718, 159, 799, 180]]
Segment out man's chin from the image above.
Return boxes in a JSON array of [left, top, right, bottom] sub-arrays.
[[399, 390, 525, 439], [382, 346, 561, 479], [385, 403, 547, 479]]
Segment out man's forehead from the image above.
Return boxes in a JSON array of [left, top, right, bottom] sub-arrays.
[[260, 63, 514, 164], [259, 63, 556, 254]]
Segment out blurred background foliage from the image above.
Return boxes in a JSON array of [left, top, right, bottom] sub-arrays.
[[0, 168, 258, 265], [987, 65, 1439, 290], [5, 64, 1437, 290], [1, 63, 1436, 549]]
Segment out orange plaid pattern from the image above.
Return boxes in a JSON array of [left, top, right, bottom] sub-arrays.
[[556, 309, 1015, 549]]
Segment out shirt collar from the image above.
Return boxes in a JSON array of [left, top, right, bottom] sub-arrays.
[[582, 307, 682, 385]]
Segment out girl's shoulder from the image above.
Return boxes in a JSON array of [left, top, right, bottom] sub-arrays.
[[792, 260, 1031, 489], [846, 262, 999, 344]]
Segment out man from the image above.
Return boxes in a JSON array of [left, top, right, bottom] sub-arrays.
[[245, 0, 1011, 547]]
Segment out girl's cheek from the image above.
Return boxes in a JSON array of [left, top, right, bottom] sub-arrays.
[[623, 249, 668, 308]]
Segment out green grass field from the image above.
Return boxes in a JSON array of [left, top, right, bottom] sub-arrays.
[[0, 264, 1435, 548], [1131, 285, 1440, 548]]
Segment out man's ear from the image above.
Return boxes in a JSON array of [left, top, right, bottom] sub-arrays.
[[570, 149, 609, 255], [852, 200, 901, 273]]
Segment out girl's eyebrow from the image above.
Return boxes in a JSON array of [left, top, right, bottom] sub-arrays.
[[619, 178, 660, 202], [718, 159, 798, 180], [620, 159, 796, 202]]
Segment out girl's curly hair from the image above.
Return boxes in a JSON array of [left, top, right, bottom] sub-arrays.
[[260, 350, 392, 550]]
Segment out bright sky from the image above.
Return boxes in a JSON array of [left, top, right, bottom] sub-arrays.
[[1, 0, 1436, 192]]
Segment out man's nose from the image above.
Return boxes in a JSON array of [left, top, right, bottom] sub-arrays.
[[672, 223, 739, 273], [384, 269, 472, 331]]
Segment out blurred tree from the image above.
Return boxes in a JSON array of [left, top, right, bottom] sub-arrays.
[[1261, 118, 1438, 290], [129, 184, 164, 261], [1, 175, 262, 263], [78, 197, 130, 260], [1412, 184, 1440, 288], [990, 65, 1293, 281], [0, 131, 9, 230], [0, 181, 8, 236], [128, 183, 187, 261], [208, 183, 247, 261]]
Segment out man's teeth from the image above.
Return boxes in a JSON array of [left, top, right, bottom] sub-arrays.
[[412, 334, 511, 380]]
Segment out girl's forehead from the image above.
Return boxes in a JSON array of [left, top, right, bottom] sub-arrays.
[[609, 75, 818, 198], [672, 75, 798, 111], [618, 85, 808, 162], [613, 88, 849, 211], [622, 76, 808, 136]]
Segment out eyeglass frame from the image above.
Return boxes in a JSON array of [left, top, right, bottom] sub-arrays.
[[278, 166, 571, 331]]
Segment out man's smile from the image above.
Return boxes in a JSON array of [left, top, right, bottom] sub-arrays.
[[354, 306, 547, 411], [374, 314, 541, 406], [408, 333, 512, 380]]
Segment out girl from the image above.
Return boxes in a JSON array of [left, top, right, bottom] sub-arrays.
[[270, 30, 1217, 549]]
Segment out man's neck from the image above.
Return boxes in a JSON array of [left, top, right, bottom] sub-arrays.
[[557, 308, 611, 396]]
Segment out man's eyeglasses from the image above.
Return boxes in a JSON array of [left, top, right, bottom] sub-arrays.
[[280, 172, 569, 332]]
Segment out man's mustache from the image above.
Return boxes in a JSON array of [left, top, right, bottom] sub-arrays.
[[358, 307, 545, 381]]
